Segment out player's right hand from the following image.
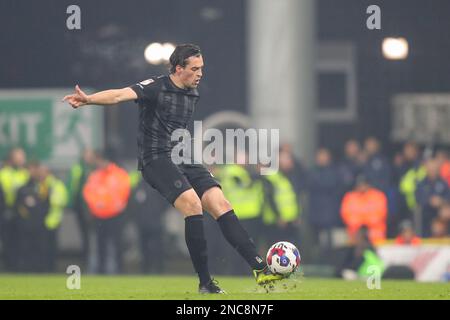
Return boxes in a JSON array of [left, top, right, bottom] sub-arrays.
[[62, 85, 90, 108]]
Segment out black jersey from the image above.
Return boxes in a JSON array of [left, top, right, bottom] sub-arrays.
[[130, 75, 200, 170]]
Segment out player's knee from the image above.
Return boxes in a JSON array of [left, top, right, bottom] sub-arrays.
[[175, 191, 203, 215], [202, 190, 232, 215], [185, 199, 203, 215], [217, 198, 232, 212]]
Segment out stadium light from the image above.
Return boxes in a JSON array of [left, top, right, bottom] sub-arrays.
[[144, 42, 163, 64], [382, 37, 409, 60], [161, 42, 176, 62], [144, 42, 176, 65]]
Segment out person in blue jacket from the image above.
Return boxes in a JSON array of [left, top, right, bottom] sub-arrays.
[[362, 137, 392, 194], [307, 148, 341, 262], [415, 158, 450, 237]]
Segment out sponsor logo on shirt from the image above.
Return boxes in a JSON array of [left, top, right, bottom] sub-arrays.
[[140, 79, 154, 86]]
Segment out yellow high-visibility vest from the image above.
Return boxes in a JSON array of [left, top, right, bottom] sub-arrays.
[[262, 171, 300, 225], [219, 164, 263, 220], [399, 166, 426, 210], [44, 175, 69, 230], [0, 166, 30, 208]]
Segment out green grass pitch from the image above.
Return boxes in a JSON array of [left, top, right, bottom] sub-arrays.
[[0, 274, 449, 300]]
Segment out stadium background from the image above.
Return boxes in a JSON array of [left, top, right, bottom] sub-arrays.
[[1, 0, 450, 295]]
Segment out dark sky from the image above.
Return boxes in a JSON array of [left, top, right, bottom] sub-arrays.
[[1, 0, 450, 158]]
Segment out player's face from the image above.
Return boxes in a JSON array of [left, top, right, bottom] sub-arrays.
[[179, 55, 204, 89]]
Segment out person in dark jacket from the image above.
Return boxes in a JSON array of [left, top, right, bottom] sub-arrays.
[[128, 171, 169, 274], [389, 142, 423, 237], [67, 148, 98, 268], [337, 139, 363, 198], [396, 142, 422, 182], [14, 161, 48, 272], [415, 159, 450, 237], [362, 137, 392, 194], [0, 148, 29, 271], [15, 162, 68, 272], [279, 143, 307, 195], [307, 148, 341, 261]]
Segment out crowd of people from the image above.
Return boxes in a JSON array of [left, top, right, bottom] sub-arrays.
[[1, 137, 449, 275], [206, 137, 450, 275], [0, 147, 169, 274], [0, 148, 67, 272], [305, 138, 450, 244]]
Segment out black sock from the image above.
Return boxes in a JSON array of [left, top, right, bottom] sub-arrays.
[[217, 210, 266, 270], [185, 215, 211, 285]]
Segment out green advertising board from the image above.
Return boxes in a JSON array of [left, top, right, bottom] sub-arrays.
[[0, 89, 103, 169]]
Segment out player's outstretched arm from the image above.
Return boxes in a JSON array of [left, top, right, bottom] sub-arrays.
[[62, 85, 137, 109]]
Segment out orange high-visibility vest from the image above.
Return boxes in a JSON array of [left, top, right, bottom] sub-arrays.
[[83, 163, 131, 219], [440, 161, 450, 187], [341, 188, 387, 244]]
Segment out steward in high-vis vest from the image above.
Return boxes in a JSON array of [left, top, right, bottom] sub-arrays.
[[83, 154, 131, 274], [0, 147, 29, 271], [341, 175, 387, 245], [216, 163, 264, 275], [261, 169, 301, 247], [128, 170, 169, 273], [83, 161, 131, 219], [399, 164, 426, 213], [219, 164, 263, 221], [66, 148, 98, 266], [15, 162, 68, 272]]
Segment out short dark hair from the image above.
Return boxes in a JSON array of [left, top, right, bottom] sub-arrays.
[[169, 44, 201, 73]]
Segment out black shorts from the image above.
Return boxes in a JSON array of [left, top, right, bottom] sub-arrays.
[[141, 158, 221, 205]]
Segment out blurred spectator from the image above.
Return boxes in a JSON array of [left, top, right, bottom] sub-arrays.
[[415, 159, 450, 237], [392, 151, 405, 186], [436, 149, 450, 187], [390, 142, 422, 236], [83, 153, 131, 274], [392, 151, 405, 185], [261, 159, 301, 252], [40, 164, 68, 271], [341, 175, 388, 245], [67, 148, 98, 267], [337, 139, 362, 195], [279, 142, 307, 194], [218, 158, 263, 275], [336, 227, 384, 280], [0, 147, 29, 271], [394, 220, 422, 245], [15, 162, 68, 272], [128, 170, 169, 274], [307, 148, 340, 259], [399, 142, 426, 217], [431, 217, 449, 238], [399, 142, 422, 178], [362, 137, 392, 193], [14, 161, 45, 271]]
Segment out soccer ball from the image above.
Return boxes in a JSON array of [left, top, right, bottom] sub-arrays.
[[266, 241, 301, 275]]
